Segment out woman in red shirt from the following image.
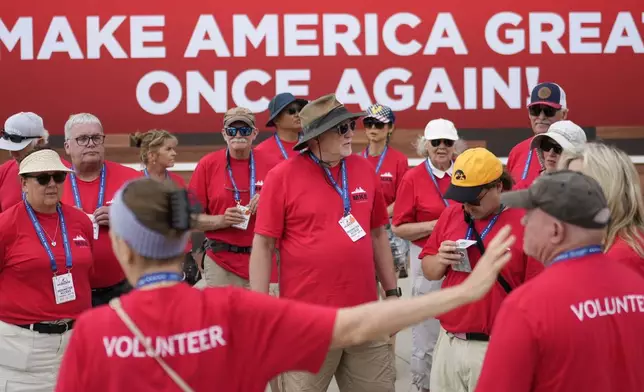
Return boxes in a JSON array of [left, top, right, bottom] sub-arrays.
[[131, 129, 186, 187], [0, 149, 94, 391], [360, 104, 410, 276], [420, 148, 544, 392], [391, 118, 460, 392], [55, 177, 517, 392], [560, 142, 644, 277]]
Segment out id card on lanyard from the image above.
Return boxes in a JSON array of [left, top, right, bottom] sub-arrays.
[[70, 165, 106, 240], [309, 153, 366, 242], [25, 202, 76, 304], [424, 160, 449, 207], [362, 145, 388, 174], [226, 149, 255, 230]]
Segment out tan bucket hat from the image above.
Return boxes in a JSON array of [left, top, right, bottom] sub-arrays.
[[294, 94, 365, 151], [19, 149, 72, 175]]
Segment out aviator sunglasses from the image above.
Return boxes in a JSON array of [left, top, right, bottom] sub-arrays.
[[529, 105, 559, 118], [540, 139, 563, 155], [430, 139, 455, 148], [24, 172, 68, 186], [335, 120, 356, 135], [225, 126, 254, 137]]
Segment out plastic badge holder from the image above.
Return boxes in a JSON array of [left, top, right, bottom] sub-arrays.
[[231, 205, 251, 230], [451, 239, 477, 273]]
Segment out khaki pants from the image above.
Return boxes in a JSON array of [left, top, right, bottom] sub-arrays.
[[281, 339, 395, 392], [409, 244, 442, 391], [0, 321, 72, 391], [429, 328, 489, 392], [203, 255, 279, 296]]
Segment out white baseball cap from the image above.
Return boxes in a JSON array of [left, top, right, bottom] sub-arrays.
[[530, 120, 587, 152], [424, 119, 459, 141], [0, 112, 47, 152]]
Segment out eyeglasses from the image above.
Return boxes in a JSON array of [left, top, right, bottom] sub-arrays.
[[466, 189, 490, 207], [225, 126, 253, 137], [1, 130, 40, 143], [529, 105, 559, 117], [363, 119, 386, 130], [540, 139, 563, 155], [75, 135, 106, 147], [24, 172, 67, 186], [430, 139, 455, 148], [335, 121, 356, 135]]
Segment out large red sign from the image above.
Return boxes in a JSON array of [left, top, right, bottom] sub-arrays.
[[0, 1, 643, 134]]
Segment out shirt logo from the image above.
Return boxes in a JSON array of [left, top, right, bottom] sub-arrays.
[[380, 172, 393, 182], [73, 234, 90, 248], [351, 187, 368, 202], [106, 199, 114, 206], [255, 180, 264, 187]]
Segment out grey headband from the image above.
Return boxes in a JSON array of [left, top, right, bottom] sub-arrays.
[[109, 183, 190, 259]]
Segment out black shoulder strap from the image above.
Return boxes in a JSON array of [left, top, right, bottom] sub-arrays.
[[465, 212, 513, 294]]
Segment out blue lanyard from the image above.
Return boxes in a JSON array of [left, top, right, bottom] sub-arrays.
[[25, 202, 72, 274], [70, 165, 106, 210], [466, 212, 502, 241], [362, 145, 388, 174], [274, 133, 290, 160], [226, 149, 256, 203], [136, 272, 183, 288], [424, 160, 449, 207], [309, 152, 351, 216], [143, 168, 169, 179], [521, 150, 533, 180], [551, 245, 603, 265]]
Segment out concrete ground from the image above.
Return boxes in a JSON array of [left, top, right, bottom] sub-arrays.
[[195, 278, 416, 392]]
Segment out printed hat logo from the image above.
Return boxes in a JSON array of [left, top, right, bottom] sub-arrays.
[[454, 169, 467, 181], [538, 87, 552, 99], [370, 104, 384, 114]]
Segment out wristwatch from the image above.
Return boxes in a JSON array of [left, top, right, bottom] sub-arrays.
[[385, 288, 402, 298]]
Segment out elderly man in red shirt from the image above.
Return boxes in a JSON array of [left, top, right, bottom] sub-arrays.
[[506, 82, 569, 186], [250, 94, 399, 392]]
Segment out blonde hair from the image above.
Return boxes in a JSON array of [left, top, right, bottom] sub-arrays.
[[130, 129, 177, 165], [559, 142, 644, 257]]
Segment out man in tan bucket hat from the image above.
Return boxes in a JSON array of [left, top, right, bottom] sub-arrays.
[[251, 94, 399, 392]]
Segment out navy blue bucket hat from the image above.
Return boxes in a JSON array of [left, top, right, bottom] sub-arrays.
[[266, 93, 308, 127]]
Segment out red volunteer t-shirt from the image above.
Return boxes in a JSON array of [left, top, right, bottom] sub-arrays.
[[360, 146, 409, 206], [419, 205, 544, 334], [506, 138, 542, 186], [0, 202, 94, 324], [55, 284, 336, 392], [254, 134, 299, 161], [607, 235, 644, 278], [254, 153, 389, 308], [0, 159, 22, 213], [189, 149, 280, 281], [393, 162, 456, 248], [61, 161, 142, 289], [476, 254, 644, 392]]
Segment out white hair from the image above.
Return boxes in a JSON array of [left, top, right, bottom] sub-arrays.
[[64, 113, 103, 140]]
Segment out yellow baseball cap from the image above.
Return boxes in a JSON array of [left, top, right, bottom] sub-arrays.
[[444, 148, 503, 203]]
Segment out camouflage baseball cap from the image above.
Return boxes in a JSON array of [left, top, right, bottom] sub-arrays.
[[501, 170, 610, 229], [224, 107, 255, 127]]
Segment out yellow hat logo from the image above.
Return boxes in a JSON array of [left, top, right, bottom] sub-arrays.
[[537, 87, 552, 99], [454, 170, 467, 181]]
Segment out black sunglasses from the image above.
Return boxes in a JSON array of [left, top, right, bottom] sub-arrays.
[[335, 121, 356, 135], [540, 139, 563, 155], [363, 119, 386, 130], [1, 131, 40, 143], [529, 105, 559, 117], [430, 139, 455, 148], [225, 126, 253, 137], [75, 134, 106, 147], [285, 106, 301, 115], [24, 172, 67, 186], [466, 189, 490, 207]]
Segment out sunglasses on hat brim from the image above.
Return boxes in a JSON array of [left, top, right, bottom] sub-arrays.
[[430, 139, 455, 148], [23, 172, 67, 186], [1, 130, 41, 144], [225, 126, 254, 137]]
